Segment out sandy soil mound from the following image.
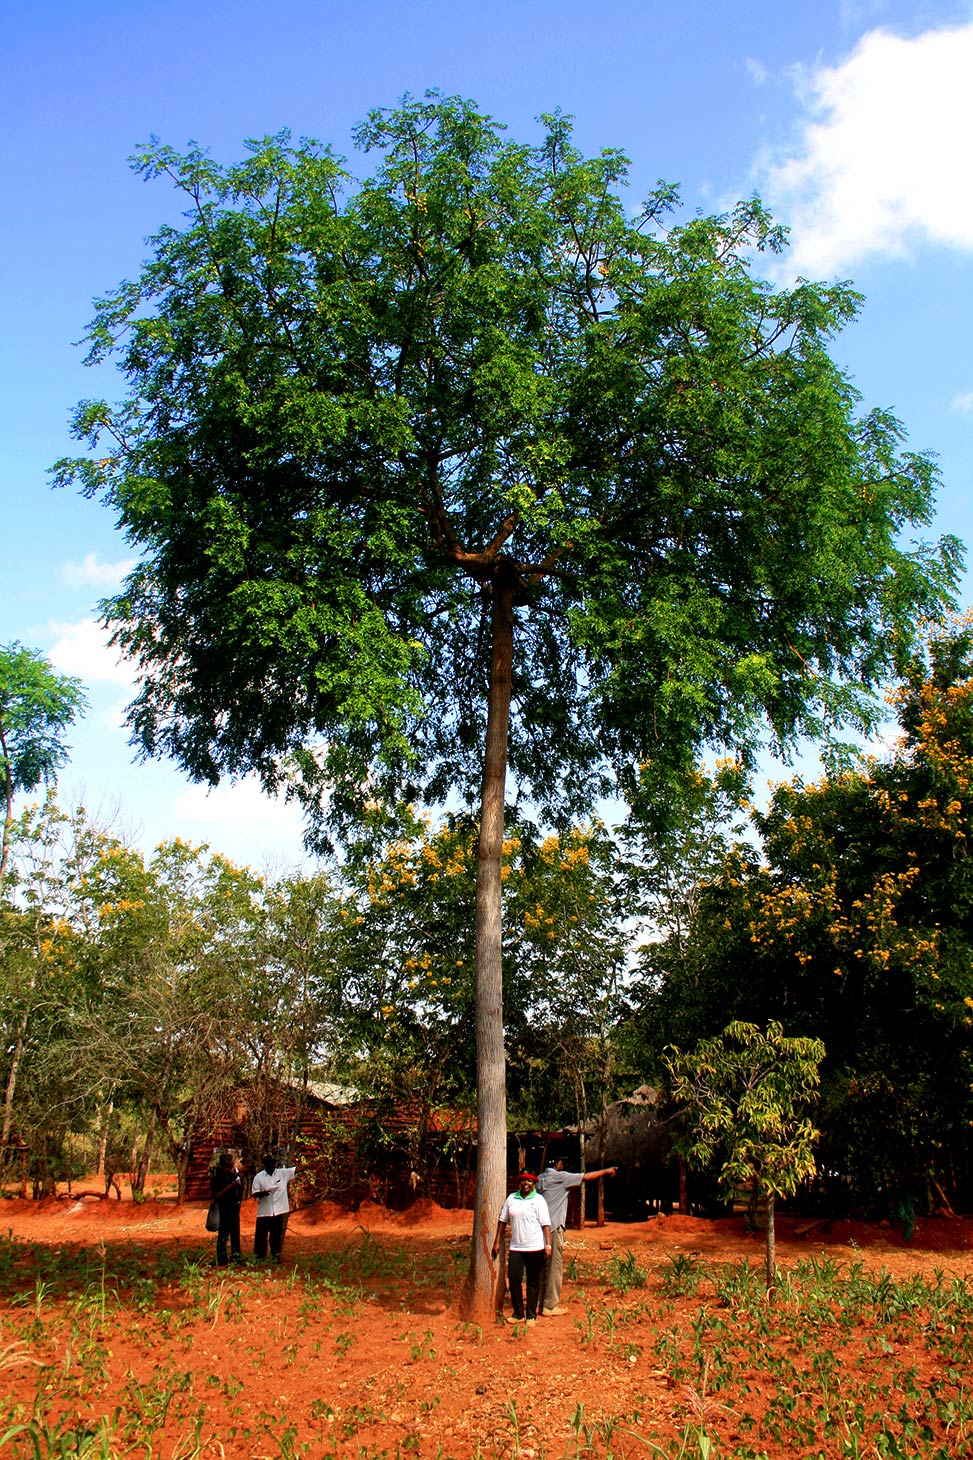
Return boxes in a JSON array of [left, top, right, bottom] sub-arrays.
[[395, 1197, 452, 1226], [291, 1199, 349, 1226]]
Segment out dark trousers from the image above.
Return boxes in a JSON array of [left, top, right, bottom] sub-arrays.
[[254, 1213, 284, 1260], [507, 1248, 545, 1319], [216, 1203, 241, 1266]]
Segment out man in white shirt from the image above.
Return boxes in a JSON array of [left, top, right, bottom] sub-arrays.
[[250, 1154, 297, 1263], [491, 1172, 552, 1322], [536, 1157, 617, 1315]]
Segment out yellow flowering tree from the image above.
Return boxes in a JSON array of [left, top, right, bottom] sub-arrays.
[[647, 618, 973, 1214], [328, 815, 636, 1172]]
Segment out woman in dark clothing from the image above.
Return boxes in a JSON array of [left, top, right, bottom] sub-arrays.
[[210, 1151, 243, 1266]]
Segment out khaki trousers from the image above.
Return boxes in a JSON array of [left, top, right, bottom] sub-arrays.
[[542, 1225, 565, 1312]]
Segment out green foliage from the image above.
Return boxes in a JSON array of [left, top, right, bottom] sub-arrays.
[[0, 644, 84, 886], [0, 793, 347, 1189], [666, 1019, 823, 1294], [0, 790, 641, 1189], [660, 1252, 705, 1297], [507, 819, 632, 1123], [608, 1249, 647, 1293], [666, 1020, 825, 1205], [0, 646, 84, 805], [327, 812, 635, 1122], [644, 618, 973, 1211], [56, 97, 958, 836]]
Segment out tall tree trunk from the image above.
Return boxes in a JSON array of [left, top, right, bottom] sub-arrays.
[[460, 574, 514, 1320], [96, 1099, 114, 1178], [596, 1097, 608, 1227]]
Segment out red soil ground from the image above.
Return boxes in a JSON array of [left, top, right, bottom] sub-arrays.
[[3, 1180, 973, 1458]]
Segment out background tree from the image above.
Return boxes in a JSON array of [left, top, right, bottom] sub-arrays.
[[227, 868, 345, 1165], [617, 760, 751, 1084], [0, 644, 84, 885], [508, 821, 631, 1194], [58, 97, 959, 1312], [641, 617, 973, 1216], [0, 796, 107, 1185], [624, 759, 751, 964], [74, 838, 269, 1198], [327, 815, 483, 1127], [666, 1020, 824, 1296]]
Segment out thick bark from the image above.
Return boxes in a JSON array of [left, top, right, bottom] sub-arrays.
[[96, 1105, 111, 1179], [33, 1138, 57, 1198], [460, 574, 515, 1320]]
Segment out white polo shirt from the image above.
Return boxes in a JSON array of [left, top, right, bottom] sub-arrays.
[[498, 1190, 551, 1251]]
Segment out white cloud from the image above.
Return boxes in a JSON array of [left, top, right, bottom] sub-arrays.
[[745, 56, 769, 86], [172, 776, 309, 863], [951, 390, 973, 414], [60, 552, 137, 590], [46, 618, 137, 687], [838, 0, 893, 28], [756, 23, 973, 276]]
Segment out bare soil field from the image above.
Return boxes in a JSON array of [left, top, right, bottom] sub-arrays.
[[2, 1183, 973, 1459]]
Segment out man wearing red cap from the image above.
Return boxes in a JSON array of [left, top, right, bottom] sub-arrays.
[[491, 1171, 552, 1323]]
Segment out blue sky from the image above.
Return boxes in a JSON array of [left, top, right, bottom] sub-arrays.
[[2, 0, 972, 871]]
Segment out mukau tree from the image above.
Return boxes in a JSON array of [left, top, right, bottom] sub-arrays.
[[57, 96, 958, 1312]]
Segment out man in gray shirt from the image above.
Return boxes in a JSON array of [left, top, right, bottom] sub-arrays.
[[536, 1158, 617, 1315]]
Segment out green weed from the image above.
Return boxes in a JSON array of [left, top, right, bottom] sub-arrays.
[[609, 1249, 647, 1293], [660, 1252, 705, 1297]]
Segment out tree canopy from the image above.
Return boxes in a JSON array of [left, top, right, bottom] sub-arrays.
[[57, 94, 960, 1310], [0, 643, 84, 885], [59, 101, 959, 820]]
